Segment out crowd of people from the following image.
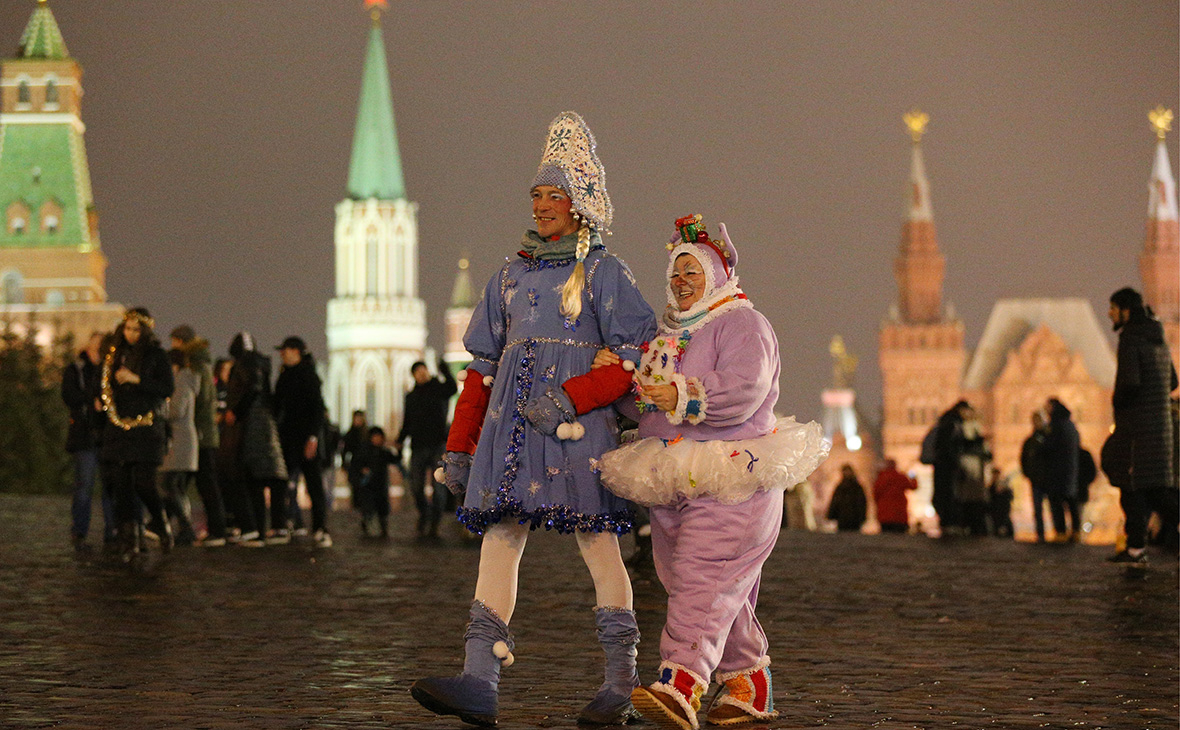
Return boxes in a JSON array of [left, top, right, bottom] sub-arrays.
[[56, 108, 1176, 728]]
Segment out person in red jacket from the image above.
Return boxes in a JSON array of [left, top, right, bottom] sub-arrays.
[[872, 459, 917, 533]]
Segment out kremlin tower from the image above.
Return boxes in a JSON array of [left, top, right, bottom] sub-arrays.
[[325, 1, 427, 432], [878, 111, 966, 468], [0, 0, 122, 346], [443, 257, 475, 375], [1142, 106, 1179, 370]]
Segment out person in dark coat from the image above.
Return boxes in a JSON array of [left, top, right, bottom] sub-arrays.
[[1104, 288, 1179, 563], [827, 464, 867, 532], [1021, 410, 1050, 542], [931, 400, 969, 535], [1042, 397, 1081, 541], [395, 359, 457, 537], [222, 332, 288, 545], [273, 336, 330, 546], [987, 466, 1014, 538], [62, 331, 115, 551], [351, 426, 400, 538], [99, 308, 174, 559], [872, 458, 915, 533], [341, 410, 368, 511], [955, 407, 992, 537]]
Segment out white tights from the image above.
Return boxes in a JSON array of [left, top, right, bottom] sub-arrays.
[[473, 522, 633, 624]]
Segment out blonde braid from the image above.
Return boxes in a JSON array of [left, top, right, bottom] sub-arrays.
[[560, 223, 591, 320]]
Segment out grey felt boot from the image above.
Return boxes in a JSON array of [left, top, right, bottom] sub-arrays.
[[578, 607, 641, 725], [411, 601, 514, 727]]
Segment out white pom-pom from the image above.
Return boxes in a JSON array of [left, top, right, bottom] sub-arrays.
[[483, 375, 494, 387], [556, 422, 573, 440], [492, 640, 514, 666], [434, 467, 445, 483], [569, 422, 585, 441], [622, 360, 635, 372], [456, 370, 468, 382]]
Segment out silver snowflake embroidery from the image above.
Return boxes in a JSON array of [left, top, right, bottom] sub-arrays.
[[528, 480, 543, 495], [490, 319, 504, 336], [488, 405, 503, 422], [522, 308, 541, 326], [541, 365, 557, 383], [504, 287, 517, 306], [603, 296, 615, 314], [545, 466, 564, 480], [621, 265, 637, 286]]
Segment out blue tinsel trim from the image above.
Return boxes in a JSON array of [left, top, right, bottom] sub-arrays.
[[456, 499, 633, 536]]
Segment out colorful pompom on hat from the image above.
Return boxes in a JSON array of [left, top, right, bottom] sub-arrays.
[[531, 111, 613, 232], [666, 213, 739, 285]]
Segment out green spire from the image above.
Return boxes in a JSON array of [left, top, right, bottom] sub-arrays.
[[347, 17, 405, 201], [18, 2, 69, 60], [450, 258, 476, 308]]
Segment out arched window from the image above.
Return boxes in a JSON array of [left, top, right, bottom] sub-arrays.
[[365, 230, 379, 296], [40, 199, 61, 234], [17, 81, 30, 105], [44, 79, 58, 107], [1, 271, 24, 305], [7, 201, 30, 235]]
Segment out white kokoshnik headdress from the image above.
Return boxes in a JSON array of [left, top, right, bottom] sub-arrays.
[[531, 111, 613, 233]]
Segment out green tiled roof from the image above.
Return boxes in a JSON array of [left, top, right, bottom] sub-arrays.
[[0, 123, 92, 248], [18, 4, 70, 60], [347, 21, 406, 201]]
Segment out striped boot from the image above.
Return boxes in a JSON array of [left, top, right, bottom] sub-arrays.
[[705, 657, 778, 725], [630, 661, 708, 730]]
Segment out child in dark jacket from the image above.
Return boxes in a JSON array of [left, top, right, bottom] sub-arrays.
[[350, 427, 400, 538]]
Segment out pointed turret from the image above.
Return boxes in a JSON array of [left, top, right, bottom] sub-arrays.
[[1141, 106, 1179, 363], [347, 4, 406, 201], [443, 258, 476, 371], [17, 0, 69, 60], [449, 257, 476, 309], [894, 110, 946, 325]]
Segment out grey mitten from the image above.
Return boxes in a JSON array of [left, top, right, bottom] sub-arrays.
[[524, 386, 577, 437], [435, 451, 473, 496]]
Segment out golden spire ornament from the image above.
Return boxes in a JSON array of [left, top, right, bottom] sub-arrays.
[[365, 0, 389, 23], [904, 110, 930, 144], [1149, 106, 1173, 141]]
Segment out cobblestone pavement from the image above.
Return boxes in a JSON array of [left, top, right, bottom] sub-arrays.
[[0, 494, 1176, 729]]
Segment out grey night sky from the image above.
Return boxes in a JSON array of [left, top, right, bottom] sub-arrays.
[[3, 1, 1177, 426]]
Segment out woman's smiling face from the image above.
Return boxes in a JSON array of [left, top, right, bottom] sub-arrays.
[[670, 253, 706, 311], [531, 185, 578, 240]]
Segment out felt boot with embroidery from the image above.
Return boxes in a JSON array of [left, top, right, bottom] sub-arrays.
[[630, 661, 708, 730], [410, 601, 514, 727], [578, 607, 641, 725], [705, 657, 778, 725]]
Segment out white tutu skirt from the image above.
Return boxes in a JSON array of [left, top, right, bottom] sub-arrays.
[[598, 417, 830, 507]]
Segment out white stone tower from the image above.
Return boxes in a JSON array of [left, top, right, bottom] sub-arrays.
[[325, 2, 426, 432]]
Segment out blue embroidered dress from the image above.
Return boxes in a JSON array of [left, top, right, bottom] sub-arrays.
[[458, 236, 656, 535]]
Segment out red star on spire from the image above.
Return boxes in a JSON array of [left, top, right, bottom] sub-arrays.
[[364, 0, 389, 10]]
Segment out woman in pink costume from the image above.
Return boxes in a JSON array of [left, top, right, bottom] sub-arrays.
[[596, 215, 828, 729]]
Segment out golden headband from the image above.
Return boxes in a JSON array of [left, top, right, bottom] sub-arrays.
[[122, 310, 155, 329]]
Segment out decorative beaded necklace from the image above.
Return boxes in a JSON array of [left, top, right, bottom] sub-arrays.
[[100, 345, 154, 431]]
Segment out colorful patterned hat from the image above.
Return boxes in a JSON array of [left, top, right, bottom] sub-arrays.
[[531, 111, 613, 232], [667, 214, 739, 284]]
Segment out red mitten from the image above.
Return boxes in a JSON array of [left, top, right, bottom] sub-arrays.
[[446, 369, 493, 454], [562, 362, 634, 415]]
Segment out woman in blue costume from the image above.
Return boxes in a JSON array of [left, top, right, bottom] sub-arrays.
[[411, 112, 656, 727]]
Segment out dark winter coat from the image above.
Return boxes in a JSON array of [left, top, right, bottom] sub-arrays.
[[273, 355, 325, 453], [224, 350, 287, 481], [396, 362, 457, 451], [100, 343, 174, 465], [1106, 311, 1178, 490], [1042, 401, 1080, 499], [1021, 428, 1047, 491], [826, 475, 867, 532], [932, 407, 965, 499], [61, 351, 103, 453]]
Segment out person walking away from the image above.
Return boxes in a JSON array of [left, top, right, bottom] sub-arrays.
[[341, 410, 368, 514], [321, 410, 342, 513], [1042, 397, 1081, 542], [827, 464, 867, 532], [273, 336, 331, 547], [223, 332, 288, 546], [987, 466, 1014, 538], [395, 359, 457, 537], [872, 458, 916, 533], [170, 326, 228, 546], [159, 348, 200, 545], [99, 308, 174, 560], [955, 406, 991, 537], [1021, 410, 1050, 543], [352, 426, 399, 537], [62, 331, 115, 552], [1103, 287, 1179, 564], [931, 401, 969, 536]]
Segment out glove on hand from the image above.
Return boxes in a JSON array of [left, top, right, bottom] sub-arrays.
[[523, 386, 576, 436], [435, 451, 473, 496]]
